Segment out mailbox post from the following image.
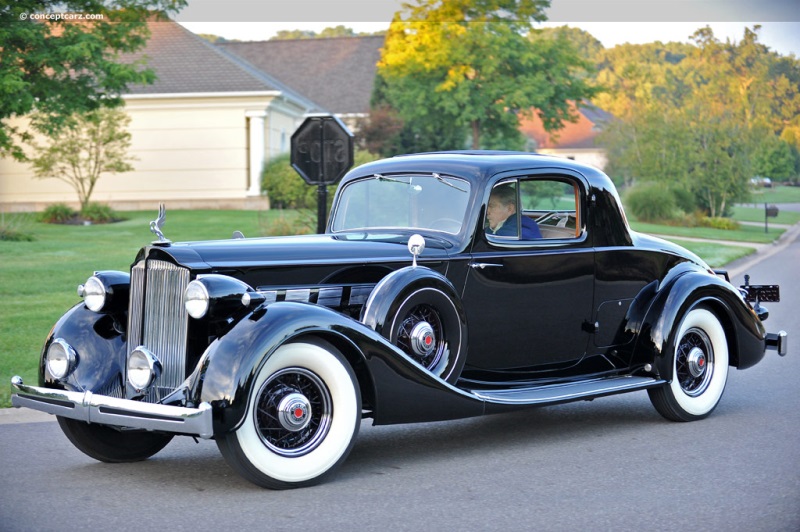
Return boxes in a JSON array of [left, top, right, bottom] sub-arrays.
[[765, 203, 779, 233], [291, 115, 354, 233]]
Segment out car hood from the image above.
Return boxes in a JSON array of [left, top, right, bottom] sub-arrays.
[[143, 232, 452, 272]]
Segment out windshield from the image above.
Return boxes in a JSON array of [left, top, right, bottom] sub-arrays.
[[331, 174, 471, 234]]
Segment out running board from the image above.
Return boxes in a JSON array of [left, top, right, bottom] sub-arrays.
[[469, 376, 665, 406]]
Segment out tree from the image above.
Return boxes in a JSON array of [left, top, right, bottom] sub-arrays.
[[596, 26, 800, 216], [30, 107, 135, 211], [377, 0, 596, 149], [0, 0, 186, 160]]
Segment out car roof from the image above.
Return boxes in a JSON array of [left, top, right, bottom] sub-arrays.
[[342, 150, 611, 190]]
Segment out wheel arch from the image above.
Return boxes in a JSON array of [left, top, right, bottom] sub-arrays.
[[196, 303, 374, 436], [635, 269, 764, 381], [289, 332, 376, 419]]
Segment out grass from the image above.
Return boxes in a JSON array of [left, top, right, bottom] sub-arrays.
[[0, 209, 308, 408], [730, 205, 800, 225], [629, 220, 785, 243], [746, 184, 800, 204], [661, 238, 756, 268]]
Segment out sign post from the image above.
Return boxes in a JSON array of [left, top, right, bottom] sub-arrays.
[[291, 115, 355, 233]]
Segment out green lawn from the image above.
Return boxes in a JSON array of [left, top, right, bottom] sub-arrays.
[[731, 205, 800, 225], [661, 238, 755, 268], [629, 220, 784, 243], [746, 185, 800, 204]]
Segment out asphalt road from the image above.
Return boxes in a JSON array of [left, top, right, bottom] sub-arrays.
[[2, 233, 798, 532]]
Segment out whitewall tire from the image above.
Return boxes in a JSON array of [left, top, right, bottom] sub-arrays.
[[649, 307, 729, 421], [217, 340, 361, 489]]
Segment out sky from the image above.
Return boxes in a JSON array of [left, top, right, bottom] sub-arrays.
[[176, 0, 800, 57]]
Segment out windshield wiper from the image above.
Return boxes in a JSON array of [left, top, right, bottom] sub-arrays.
[[373, 173, 409, 185], [432, 173, 467, 193]]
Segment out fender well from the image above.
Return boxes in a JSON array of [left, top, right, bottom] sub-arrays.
[[636, 268, 766, 380], [360, 265, 468, 384]]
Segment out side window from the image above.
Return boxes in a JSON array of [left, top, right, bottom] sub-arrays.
[[519, 178, 580, 239]]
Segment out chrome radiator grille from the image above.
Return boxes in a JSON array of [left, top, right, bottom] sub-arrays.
[[128, 259, 190, 402]]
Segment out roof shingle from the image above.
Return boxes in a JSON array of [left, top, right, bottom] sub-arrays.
[[218, 35, 385, 115]]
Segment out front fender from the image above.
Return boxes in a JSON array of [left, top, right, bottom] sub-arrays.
[[195, 302, 484, 436], [634, 267, 766, 379], [39, 303, 127, 396]]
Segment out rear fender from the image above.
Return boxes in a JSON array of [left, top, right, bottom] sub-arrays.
[[634, 268, 766, 380]]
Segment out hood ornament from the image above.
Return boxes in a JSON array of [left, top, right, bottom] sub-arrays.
[[149, 203, 171, 245]]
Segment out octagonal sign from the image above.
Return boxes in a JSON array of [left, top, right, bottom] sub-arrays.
[[291, 115, 355, 185]]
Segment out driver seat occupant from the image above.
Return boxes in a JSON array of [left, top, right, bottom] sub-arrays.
[[486, 185, 541, 239]]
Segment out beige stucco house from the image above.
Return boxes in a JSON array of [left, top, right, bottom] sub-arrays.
[[0, 20, 326, 212]]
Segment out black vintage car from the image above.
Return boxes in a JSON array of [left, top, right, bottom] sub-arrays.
[[11, 151, 787, 489]]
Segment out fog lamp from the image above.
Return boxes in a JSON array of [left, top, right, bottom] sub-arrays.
[[46, 338, 77, 380], [128, 346, 162, 391]]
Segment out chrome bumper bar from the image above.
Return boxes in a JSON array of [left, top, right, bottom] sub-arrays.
[[10, 376, 213, 439], [766, 331, 788, 357]]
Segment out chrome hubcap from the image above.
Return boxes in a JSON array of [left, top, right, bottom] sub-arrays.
[[686, 347, 707, 378], [410, 321, 436, 357], [277, 392, 312, 432], [676, 328, 714, 397]]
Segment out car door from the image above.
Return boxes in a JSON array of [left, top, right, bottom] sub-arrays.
[[461, 174, 594, 370]]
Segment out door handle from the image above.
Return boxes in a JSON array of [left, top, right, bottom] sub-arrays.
[[470, 262, 503, 270]]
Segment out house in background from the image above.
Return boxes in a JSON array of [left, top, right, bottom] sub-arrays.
[[0, 20, 323, 212], [218, 36, 384, 131], [1, 22, 610, 212], [518, 101, 613, 171]]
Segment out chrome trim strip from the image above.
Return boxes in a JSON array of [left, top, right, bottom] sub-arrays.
[[10, 376, 213, 439]]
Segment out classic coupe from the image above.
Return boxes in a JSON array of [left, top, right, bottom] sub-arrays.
[[11, 151, 787, 489]]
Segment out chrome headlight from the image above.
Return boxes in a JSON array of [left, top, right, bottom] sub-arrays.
[[46, 338, 78, 380], [78, 271, 130, 313], [184, 275, 257, 321], [185, 280, 210, 319], [128, 346, 162, 391], [80, 276, 106, 312]]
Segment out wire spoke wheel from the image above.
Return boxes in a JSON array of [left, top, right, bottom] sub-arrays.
[[396, 303, 445, 371], [217, 341, 360, 489], [648, 307, 729, 422], [254, 368, 333, 457]]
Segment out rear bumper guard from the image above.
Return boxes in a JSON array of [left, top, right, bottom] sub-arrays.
[[10, 376, 213, 439], [766, 331, 788, 357]]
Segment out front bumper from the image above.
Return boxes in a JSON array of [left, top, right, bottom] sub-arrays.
[[10, 376, 213, 439], [766, 331, 788, 356]]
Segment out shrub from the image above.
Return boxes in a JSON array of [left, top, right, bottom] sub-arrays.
[[81, 202, 120, 223], [261, 150, 380, 210], [259, 209, 315, 236], [699, 216, 740, 230], [624, 182, 680, 223], [39, 203, 76, 224], [0, 212, 35, 241]]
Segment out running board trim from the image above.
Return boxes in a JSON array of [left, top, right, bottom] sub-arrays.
[[469, 376, 665, 405]]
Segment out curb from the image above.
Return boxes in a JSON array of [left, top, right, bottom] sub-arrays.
[[725, 221, 800, 279]]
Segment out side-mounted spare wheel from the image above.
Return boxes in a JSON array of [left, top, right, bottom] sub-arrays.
[[648, 306, 730, 421], [217, 340, 361, 489], [361, 266, 468, 384]]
